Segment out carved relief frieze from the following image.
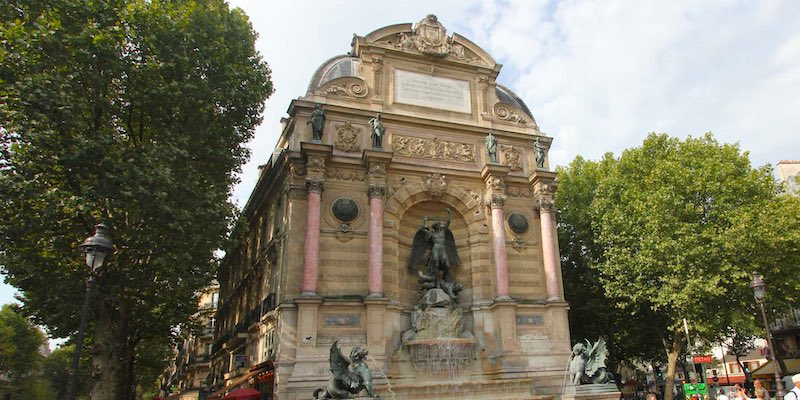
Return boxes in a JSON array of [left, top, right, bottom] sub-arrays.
[[485, 176, 505, 192], [392, 134, 475, 162], [306, 155, 326, 174], [501, 145, 522, 171], [368, 162, 386, 177], [333, 122, 361, 152], [320, 77, 369, 99], [493, 102, 532, 126], [424, 173, 447, 198]]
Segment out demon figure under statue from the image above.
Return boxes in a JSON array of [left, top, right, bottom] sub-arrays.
[[568, 337, 615, 385], [406, 207, 462, 302], [313, 341, 377, 399]]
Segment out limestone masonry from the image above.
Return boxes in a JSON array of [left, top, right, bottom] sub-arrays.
[[210, 15, 573, 400]]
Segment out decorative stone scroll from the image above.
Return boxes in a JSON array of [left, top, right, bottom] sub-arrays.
[[501, 145, 522, 171], [392, 134, 475, 162], [334, 122, 361, 152], [493, 102, 532, 126], [320, 77, 369, 99]]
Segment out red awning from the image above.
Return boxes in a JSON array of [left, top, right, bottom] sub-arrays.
[[223, 388, 261, 400]]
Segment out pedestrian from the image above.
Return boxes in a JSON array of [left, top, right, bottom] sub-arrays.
[[646, 393, 657, 400], [753, 379, 770, 400], [733, 385, 750, 400], [786, 373, 800, 400], [717, 389, 730, 400]]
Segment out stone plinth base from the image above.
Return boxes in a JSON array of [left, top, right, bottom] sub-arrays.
[[560, 384, 620, 400], [374, 378, 555, 400]]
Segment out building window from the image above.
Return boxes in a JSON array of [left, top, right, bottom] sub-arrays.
[[729, 363, 741, 374]]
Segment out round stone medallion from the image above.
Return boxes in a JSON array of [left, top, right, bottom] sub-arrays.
[[507, 212, 529, 234], [332, 198, 359, 222]]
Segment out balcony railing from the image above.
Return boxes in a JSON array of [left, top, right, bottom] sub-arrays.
[[770, 308, 800, 332]]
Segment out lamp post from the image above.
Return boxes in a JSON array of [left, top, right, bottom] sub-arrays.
[[66, 223, 114, 400], [749, 271, 786, 400]]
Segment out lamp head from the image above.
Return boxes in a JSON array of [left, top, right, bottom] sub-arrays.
[[749, 271, 766, 302], [79, 223, 114, 271]]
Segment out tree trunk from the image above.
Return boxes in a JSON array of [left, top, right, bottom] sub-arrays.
[[90, 293, 125, 400], [663, 328, 684, 400]]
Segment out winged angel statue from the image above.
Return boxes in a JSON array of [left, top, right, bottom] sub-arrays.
[[313, 341, 377, 399], [406, 207, 462, 300], [568, 337, 614, 385]]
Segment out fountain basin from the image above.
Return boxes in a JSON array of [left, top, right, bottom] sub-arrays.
[[403, 338, 477, 376]]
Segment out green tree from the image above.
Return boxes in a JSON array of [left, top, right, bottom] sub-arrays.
[[0, 304, 49, 397], [0, 0, 272, 398], [591, 133, 800, 400], [43, 345, 90, 400], [558, 154, 667, 376]]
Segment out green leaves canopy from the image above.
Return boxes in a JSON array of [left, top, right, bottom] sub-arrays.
[[0, 0, 272, 395]]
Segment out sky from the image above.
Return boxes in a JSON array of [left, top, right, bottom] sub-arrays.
[[2, 0, 800, 318]]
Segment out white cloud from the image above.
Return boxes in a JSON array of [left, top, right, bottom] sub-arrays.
[[226, 0, 800, 206]]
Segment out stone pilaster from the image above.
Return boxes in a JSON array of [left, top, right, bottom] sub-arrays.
[[364, 149, 392, 298], [530, 170, 561, 301], [300, 142, 332, 296], [481, 164, 511, 300]]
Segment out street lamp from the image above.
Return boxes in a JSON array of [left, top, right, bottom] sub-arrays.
[[749, 271, 786, 400], [66, 223, 114, 400]]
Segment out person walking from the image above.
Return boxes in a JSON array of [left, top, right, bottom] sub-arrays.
[[785, 373, 800, 400], [753, 379, 770, 400]]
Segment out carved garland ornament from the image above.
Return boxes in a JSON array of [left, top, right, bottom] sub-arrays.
[[325, 168, 366, 182], [392, 134, 475, 162], [334, 122, 361, 152]]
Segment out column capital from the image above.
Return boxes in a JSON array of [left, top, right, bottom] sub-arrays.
[[305, 177, 324, 194], [486, 193, 506, 209], [367, 185, 387, 199]]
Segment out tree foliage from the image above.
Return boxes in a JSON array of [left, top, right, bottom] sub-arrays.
[[557, 154, 667, 373], [0, 0, 272, 397], [0, 304, 45, 379], [590, 133, 800, 400]]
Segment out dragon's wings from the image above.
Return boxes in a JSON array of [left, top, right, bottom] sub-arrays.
[[406, 228, 430, 270], [445, 228, 461, 266], [585, 337, 608, 377], [329, 341, 359, 387]]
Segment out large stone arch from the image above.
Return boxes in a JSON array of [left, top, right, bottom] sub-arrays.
[[383, 180, 493, 308]]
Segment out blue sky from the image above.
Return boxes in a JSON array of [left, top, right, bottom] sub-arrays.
[[3, 0, 800, 323]]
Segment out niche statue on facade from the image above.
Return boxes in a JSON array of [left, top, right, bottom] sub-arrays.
[[406, 207, 462, 302], [308, 104, 326, 141]]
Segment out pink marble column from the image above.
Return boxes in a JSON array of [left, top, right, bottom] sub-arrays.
[[367, 187, 385, 297], [490, 200, 510, 299], [539, 206, 560, 301], [301, 182, 322, 295]]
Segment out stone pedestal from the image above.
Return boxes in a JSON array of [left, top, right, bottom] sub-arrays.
[[560, 384, 621, 400]]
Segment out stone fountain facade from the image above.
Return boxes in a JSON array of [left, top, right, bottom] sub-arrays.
[[211, 15, 573, 400]]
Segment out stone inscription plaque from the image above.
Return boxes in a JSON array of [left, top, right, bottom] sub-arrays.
[[516, 315, 544, 325], [324, 314, 361, 327], [394, 69, 471, 113]]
